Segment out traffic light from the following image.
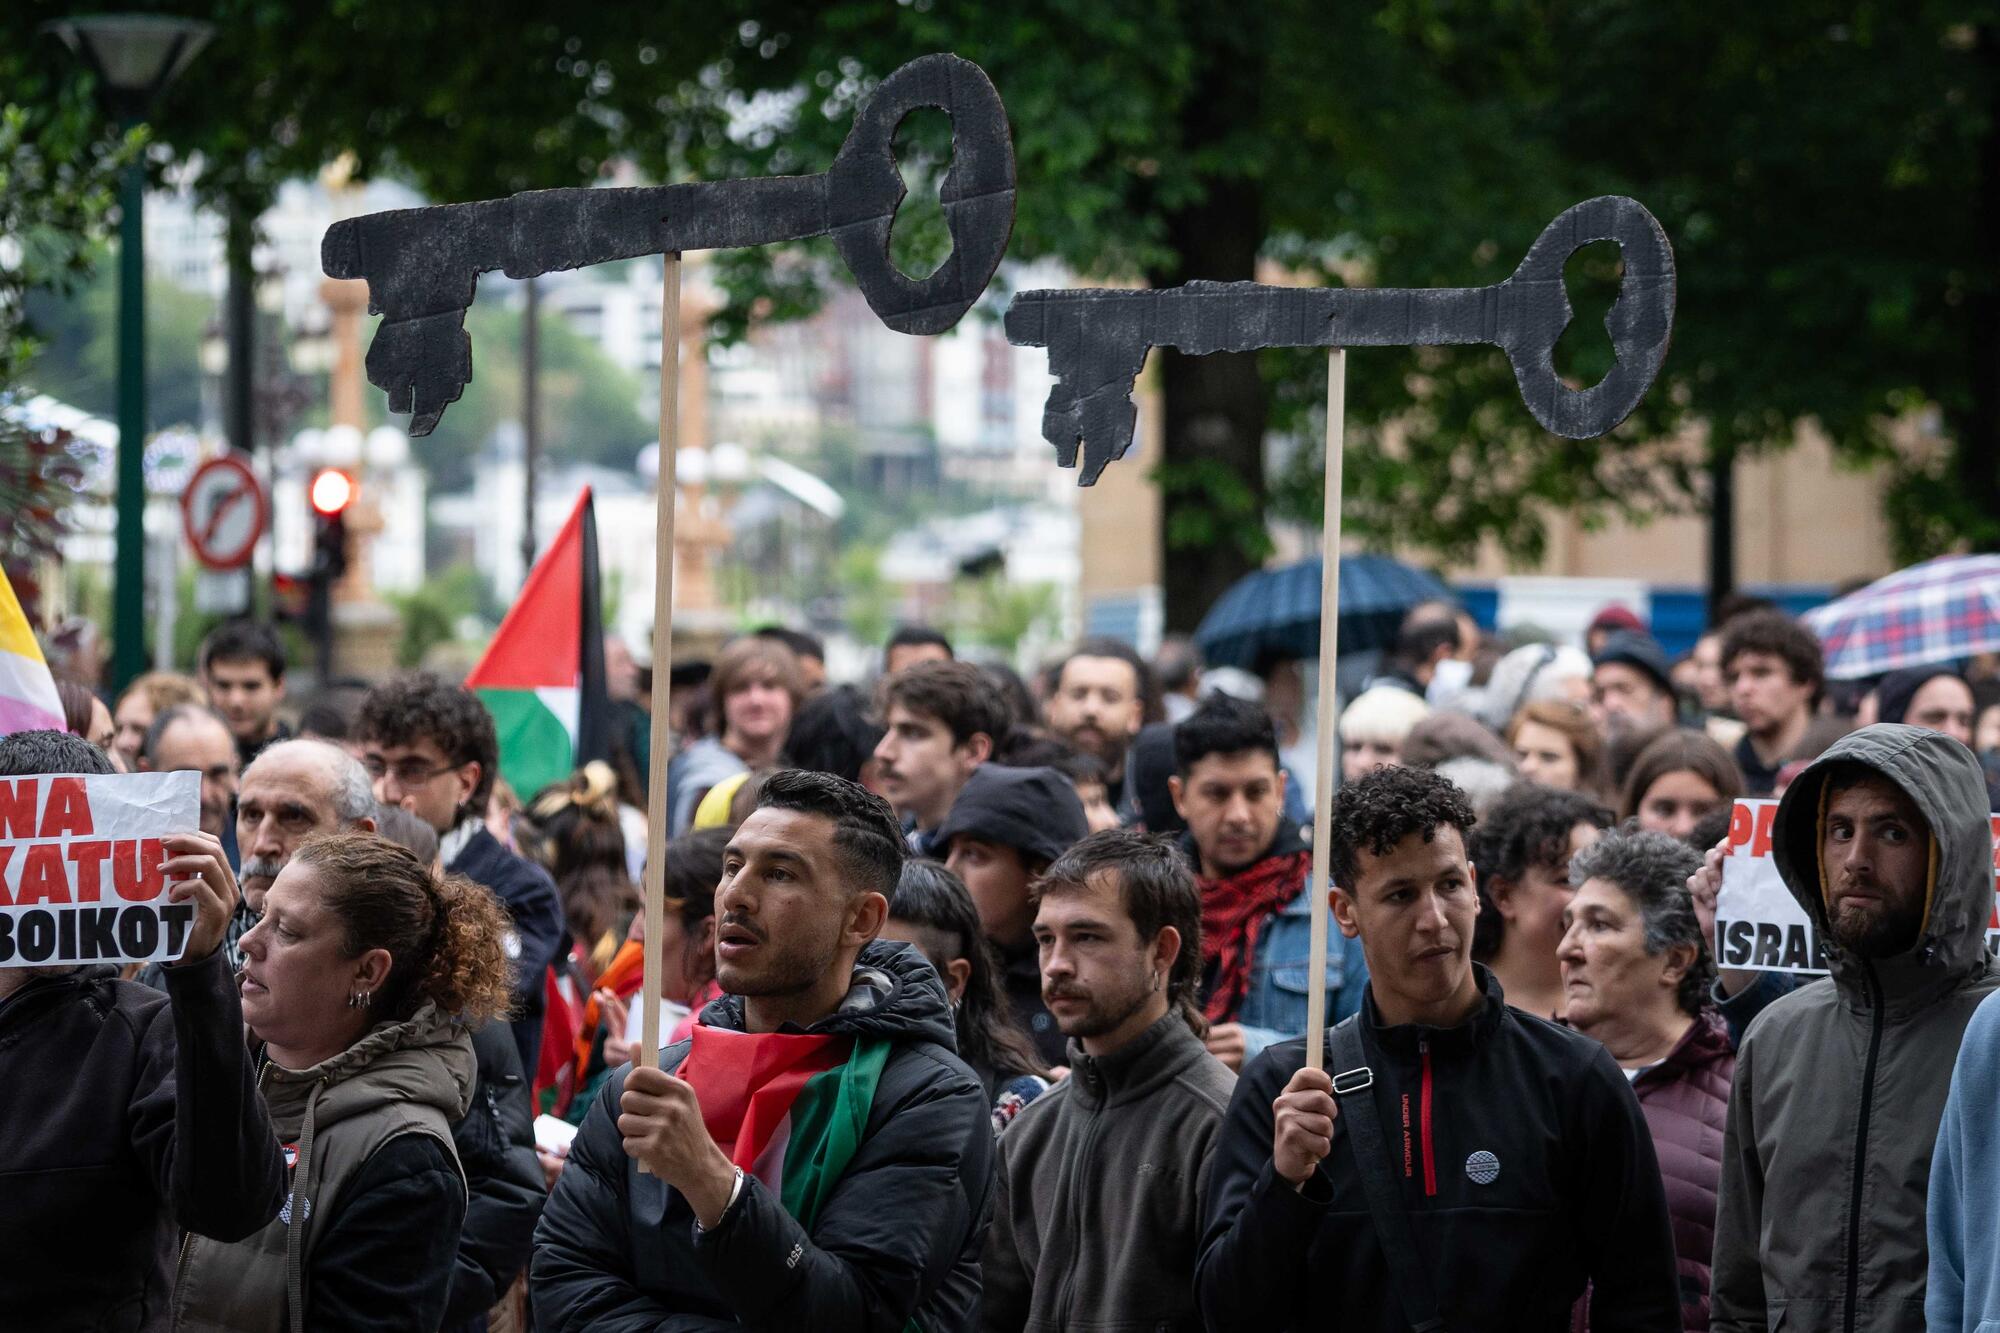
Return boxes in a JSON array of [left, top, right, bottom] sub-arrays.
[[309, 468, 354, 580]]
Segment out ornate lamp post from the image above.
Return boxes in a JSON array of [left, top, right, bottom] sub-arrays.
[[46, 14, 212, 689]]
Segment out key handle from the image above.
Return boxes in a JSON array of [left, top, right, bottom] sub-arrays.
[[1495, 195, 1676, 440], [826, 52, 1016, 337]]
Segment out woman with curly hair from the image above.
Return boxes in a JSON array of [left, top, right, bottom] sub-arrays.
[[173, 832, 515, 1333], [1558, 828, 1733, 1332]]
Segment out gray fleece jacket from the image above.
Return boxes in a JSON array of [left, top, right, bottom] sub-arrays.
[[1712, 724, 2000, 1333], [980, 1010, 1235, 1333]]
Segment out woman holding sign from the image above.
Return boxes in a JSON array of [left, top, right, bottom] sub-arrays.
[[174, 833, 513, 1333]]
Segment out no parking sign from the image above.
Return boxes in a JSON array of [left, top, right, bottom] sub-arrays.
[[179, 454, 269, 572]]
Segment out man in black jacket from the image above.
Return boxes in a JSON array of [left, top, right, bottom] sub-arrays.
[[0, 729, 285, 1331], [1196, 765, 1680, 1332], [531, 769, 995, 1331], [358, 671, 566, 1072]]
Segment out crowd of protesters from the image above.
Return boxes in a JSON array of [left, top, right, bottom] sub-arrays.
[[10, 592, 2000, 1332]]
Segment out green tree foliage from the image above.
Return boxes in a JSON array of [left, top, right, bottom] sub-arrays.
[[21, 257, 213, 431], [0, 98, 137, 618], [10, 0, 1996, 625]]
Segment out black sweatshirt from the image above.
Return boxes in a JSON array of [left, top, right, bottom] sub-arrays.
[[0, 950, 285, 1332], [1196, 965, 1681, 1333]]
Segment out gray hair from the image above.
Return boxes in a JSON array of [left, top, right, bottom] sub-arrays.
[[1568, 827, 1714, 1016], [143, 704, 233, 769], [1434, 756, 1516, 820], [1479, 642, 1594, 731], [245, 738, 376, 823]]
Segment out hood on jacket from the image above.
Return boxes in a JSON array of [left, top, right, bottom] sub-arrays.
[[1772, 723, 1994, 998], [261, 1000, 478, 1135], [697, 937, 959, 1051]]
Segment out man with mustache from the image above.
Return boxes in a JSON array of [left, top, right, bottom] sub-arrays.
[[1707, 724, 2000, 1333], [1172, 696, 1368, 1071], [1197, 765, 1678, 1331], [981, 829, 1233, 1333], [872, 660, 1010, 853], [1045, 639, 1152, 812]]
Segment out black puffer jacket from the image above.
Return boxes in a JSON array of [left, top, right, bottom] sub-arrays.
[[0, 950, 285, 1332], [530, 939, 995, 1332], [442, 1023, 547, 1331]]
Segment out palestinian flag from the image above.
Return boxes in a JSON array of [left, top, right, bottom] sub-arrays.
[[466, 488, 611, 801], [678, 1024, 893, 1231]]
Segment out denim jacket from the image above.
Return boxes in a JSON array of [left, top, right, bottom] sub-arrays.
[[1233, 886, 1370, 1064]]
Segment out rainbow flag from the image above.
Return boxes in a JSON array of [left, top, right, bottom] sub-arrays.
[[677, 1024, 893, 1231], [465, 489, 610, 800], [0, 567, 63, 735]]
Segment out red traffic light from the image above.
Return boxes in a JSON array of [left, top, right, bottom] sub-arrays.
[[310, 468, 355, 516]]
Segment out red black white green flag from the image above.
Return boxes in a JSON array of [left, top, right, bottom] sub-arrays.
[[465, 488, 611, 800]]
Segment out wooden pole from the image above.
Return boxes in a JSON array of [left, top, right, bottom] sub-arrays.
[[1303, 348, 1346, 1072], [638, 253, 682, 1078]]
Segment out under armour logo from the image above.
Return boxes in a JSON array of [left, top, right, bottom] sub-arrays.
[[786, 1242, 804, 1269], [1466, 1150, 1500, 1185]]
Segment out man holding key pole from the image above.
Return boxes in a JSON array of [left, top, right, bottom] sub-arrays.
[[1196, 764, 1678, 1332]]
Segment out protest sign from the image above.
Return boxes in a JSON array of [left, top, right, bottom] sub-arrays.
[[0, 770, 201, 966], [1716, 797, 2000, 973]]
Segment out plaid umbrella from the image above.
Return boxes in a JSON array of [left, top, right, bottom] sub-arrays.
[[1801, 554, 2000, 680], [1193, 553, 1451, 670]]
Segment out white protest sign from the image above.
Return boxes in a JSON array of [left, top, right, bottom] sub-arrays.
[[0, 770, 201, 966], [1716, 797, 2000, 974]]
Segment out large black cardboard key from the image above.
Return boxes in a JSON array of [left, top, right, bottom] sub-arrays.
[[323, 53, 1015, 435]]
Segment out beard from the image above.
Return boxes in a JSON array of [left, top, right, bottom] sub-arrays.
[[1826, 880, 1925, 959], [1045, 969, 1153, 1041], [718, 922, 842, 1000]]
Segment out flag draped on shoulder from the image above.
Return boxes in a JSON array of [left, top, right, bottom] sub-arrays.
[[466, 488, 611, 800], [677, 1023, 894, 1231], [0, 566, 64, 735]]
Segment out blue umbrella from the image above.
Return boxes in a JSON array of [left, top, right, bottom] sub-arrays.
[[1194, 554, 1452, 670]]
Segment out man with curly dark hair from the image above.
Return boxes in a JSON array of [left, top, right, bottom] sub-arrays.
[[358, 671, 564, 1073], [1197, 765, 1678, 1332]]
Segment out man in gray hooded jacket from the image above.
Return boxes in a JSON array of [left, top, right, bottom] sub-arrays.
[[1711, 723, 2000, 1333]]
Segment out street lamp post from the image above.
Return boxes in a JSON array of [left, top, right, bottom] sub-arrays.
[[46, 14, 212, 691]]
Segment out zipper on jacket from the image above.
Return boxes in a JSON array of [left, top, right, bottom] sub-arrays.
[[1844, 964, 1885, 1333], [1419, 1038, 1437, 1198]]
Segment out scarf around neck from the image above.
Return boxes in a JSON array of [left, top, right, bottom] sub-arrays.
[[1199, 847, 1311, 1024]]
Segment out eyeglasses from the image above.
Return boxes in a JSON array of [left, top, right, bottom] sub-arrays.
[[362, 756, 461, 788]]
